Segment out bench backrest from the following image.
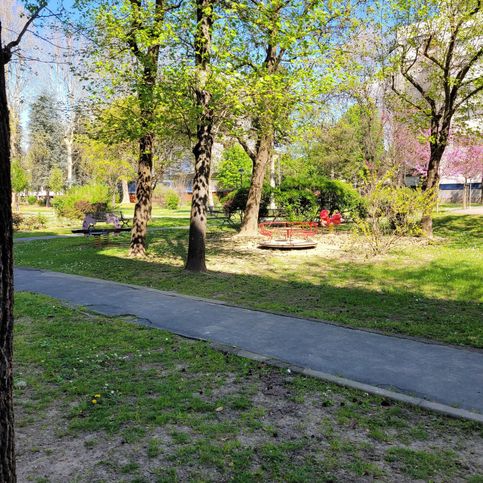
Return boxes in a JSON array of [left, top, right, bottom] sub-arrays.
[[83, 212, 121, 229]]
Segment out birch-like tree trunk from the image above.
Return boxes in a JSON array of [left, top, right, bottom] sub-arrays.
[[121, 179, 130, 204]]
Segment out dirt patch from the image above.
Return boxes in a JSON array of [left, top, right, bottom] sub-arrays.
[[15, 367, 483, 482]]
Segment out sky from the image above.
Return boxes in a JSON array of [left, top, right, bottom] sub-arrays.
[[3, 0, 87, 146]]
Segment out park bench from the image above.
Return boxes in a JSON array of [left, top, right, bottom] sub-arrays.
[[85, 211, 131, 228], [259, 208, 287, 222], [207, 206, 237, 228], [71, 212, 131, 242]]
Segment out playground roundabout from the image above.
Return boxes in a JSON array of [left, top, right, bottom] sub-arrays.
[[257, 220, 319, 250], [258, 238, 317, 249]]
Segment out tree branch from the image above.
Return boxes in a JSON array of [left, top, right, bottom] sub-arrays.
[[422, 35, 444, 71], [400, 47, 437, 114], [390, 75, 424, 112], [455, 83, 483, 111], [236, 135, 256, 162], [4, 2, 46, 53]]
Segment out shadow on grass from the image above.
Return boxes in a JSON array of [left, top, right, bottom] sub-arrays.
[[14, 226, 483, 348], [432, 214, 483, 247]]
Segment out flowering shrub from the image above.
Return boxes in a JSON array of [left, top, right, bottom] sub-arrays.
[[353, 173, 436, 255]]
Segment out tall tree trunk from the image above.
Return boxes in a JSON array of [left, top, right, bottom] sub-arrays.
[[65, 132, 74, 187], [128, 30, 160, 255], [130, 134, 153, 256], [11, 192, 17, 212], [121, 179, 130, 205], [421, 138, 445, 237], [185, 0, 214, 272], [0, 26, 17, 482], [238, 38, 278, 236], [269, 150, 276, 209], [239, 131, 273, 235], [185, 112, 214, 272]]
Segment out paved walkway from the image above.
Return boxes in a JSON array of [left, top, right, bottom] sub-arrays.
[[449, 206, 483, 215], [13, 226, 190, 244], [14, 234, 83, 243], [15, 268, 483, 421]]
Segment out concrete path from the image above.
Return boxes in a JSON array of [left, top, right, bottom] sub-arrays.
[[14, 234, 84, 243], [449, 206, 483, 215], [15, 267, 483, 422], [13, 226, 189, 244]]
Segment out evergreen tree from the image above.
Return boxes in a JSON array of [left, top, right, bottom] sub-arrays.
[[27, 93, 65, 194]]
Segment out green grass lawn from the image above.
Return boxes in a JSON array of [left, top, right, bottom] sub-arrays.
[[14, 293, 483, 481], [14, 213, 483, 348], [14, 206, 203, 237]]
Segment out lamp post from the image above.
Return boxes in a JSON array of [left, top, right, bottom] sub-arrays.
[[238, 167, 244, 188]]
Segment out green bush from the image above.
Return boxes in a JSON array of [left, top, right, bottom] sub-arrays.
[[27, 195, 37, 205], [222, 187, 271, 217], [12, 213, 24, 231], [353, 174, 436, 255], [272, 187, 319, 221], [52, 184, 112, 220], [280, 175, 365, 218], [316, 178, 366, 217], [22, 214, 48, 230], [13, 213, 48, 232], [162, 189, 180, 210]]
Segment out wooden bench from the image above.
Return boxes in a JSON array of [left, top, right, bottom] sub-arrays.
[[207, 206, 237, 228], [84, 211, 131, 228], [259, 208, 287, 222], [71, 212, 131, 242]]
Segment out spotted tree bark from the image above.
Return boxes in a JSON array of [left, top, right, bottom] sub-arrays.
[[128, 0, 163, 256], [185, 107, 214, 272], [185, 0, 214, 272], [130, 132, 154, 256]]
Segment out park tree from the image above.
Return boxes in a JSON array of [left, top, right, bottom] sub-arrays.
[[155, 0, 240, 271], [387, 0, 482, 235], [11, 160, 29, 210], [1, 4, 45, 480], [76, 134, 137, 204], [386, 116, 430, 184], [441, 136, 483, 207], [1, 0, 36, 162], [300, 102, 385, 184], [83, 0, 182, 256], [48, 166, 64, 195], [185, 0, 217, 271], [27, 93, 66, 203], [51, 34, 84, 188], [225, 0, 357, 235], [216, 143, 252, 190]]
